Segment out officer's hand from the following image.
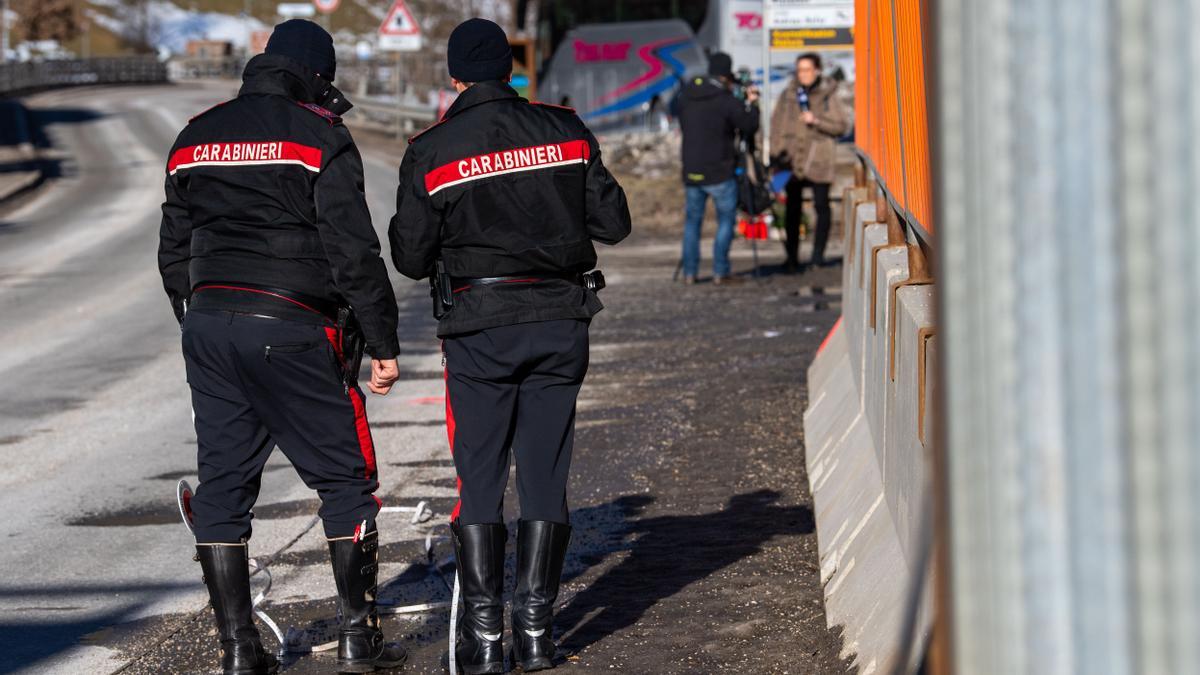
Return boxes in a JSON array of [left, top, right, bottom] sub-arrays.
[[369, 359, 400, 396], [745, 86, 760, 104]]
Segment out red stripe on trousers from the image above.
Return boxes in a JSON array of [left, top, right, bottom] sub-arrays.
[[444, 346, 462, 522], [325, 327, 377, 480]]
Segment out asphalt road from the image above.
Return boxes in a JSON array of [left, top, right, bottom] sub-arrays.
[[0, 83, 850, 674]]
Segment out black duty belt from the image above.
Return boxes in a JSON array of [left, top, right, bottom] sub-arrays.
[[192, 282, 340, 322], [450, 271, 606, 294]]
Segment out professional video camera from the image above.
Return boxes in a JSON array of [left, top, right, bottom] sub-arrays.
[[732, 67, 756, 102]]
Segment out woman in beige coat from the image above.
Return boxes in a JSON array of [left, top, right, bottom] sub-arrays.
[[769, 53, 850, 271]]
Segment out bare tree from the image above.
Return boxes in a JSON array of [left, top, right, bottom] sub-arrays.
[[11, 0, 79, 45], [119, 0, 159, 53]]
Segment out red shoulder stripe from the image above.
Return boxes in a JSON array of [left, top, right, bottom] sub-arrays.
[[530, 101, 577, 114], [295, 101, 341, 124]]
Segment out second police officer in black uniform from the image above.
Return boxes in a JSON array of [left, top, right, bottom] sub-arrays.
[[158, 20, 407, 674], [388, 19, 632, 674]]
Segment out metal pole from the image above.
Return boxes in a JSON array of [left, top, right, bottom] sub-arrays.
[[244, 0, 252, 59], [761, 0, 771, 158], [394, 51, 402, 135], [1, 0, 10, 61]]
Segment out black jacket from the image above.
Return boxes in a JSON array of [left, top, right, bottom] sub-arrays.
[[389, 81, 631, 337], [158, 54, 400, 358], [674, 76, 760, 186]]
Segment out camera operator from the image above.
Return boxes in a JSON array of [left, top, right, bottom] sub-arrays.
[[673, 52, 760, 285], [770, 53, 850, 273]]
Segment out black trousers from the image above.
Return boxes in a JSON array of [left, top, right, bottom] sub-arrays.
[[182, 309, 381, 543], [443, 319, 589, 526], [784, 177, 833, 266]]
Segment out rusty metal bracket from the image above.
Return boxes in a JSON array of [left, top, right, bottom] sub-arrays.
[[849, 208, 867, 267], [889, 241, 935, 380], [917, 327, 937, 443], [843, 188, 869, 268], [860, 190, 890, 287], [889, 278, 935, 380], [868, 244, 907, 329]]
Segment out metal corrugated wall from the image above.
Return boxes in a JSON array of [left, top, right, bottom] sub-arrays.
[[936, 0, 1200, 672]]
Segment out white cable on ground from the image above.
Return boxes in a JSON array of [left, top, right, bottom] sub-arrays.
[[247, 558, 287, 649], [176, 479, 449, 658], [380, 601, 451, 614], [448, 573, 461, 675], [379, 500, 433, 524]]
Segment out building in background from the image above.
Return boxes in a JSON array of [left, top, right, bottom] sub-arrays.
[[185, 39, 231, 59]]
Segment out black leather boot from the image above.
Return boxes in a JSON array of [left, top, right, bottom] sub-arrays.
[[510, 521, 571, 672], [196, 543, 280, 675], [451, 521, 507, 675], [328, 526, 408, 673]]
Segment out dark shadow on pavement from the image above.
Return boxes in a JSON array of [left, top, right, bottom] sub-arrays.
[[555, 489, 815, 656], [24, 107, 106, 149], [0, 613, 130, 674], [24, 107, 106, 181], [0, 579, 196, 673]]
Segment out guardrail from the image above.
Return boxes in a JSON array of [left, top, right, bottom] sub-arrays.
[[343, 97, 438, 138], [0, 57, 168, 97], [168, 57, 242, 82]]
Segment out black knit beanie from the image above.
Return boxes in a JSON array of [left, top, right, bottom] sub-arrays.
[[447, 18, 512, 83], [266, 19, 336, 80], [708, 52, 734, 79]]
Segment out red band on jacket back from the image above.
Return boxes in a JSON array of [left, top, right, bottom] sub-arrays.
[[167, 141, 322, 175], [424, 139, 590, 196]]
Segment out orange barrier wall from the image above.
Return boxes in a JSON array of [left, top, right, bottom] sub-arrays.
[[854, 0, 932, 237]]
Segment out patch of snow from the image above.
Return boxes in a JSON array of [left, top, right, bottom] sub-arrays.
[[89, 0, 268, 54]]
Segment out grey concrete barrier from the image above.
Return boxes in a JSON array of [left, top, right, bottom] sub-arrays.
[[341, 98, 438, 138], [851, 218, 887, 399], [866, 246, 908, 459], [842, 200, 875, 374], [802, 184, 936, 672], [805, 320, 911, 674], [885, 286, 935, 564]]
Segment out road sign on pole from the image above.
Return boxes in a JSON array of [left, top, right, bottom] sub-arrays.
[[313, 0, 339, 13], [766, 1, 853, 51], [378, 0, 422, 52], [277, 3, 316, 18]]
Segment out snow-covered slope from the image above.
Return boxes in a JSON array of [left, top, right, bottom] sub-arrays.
[[87, 0, 268, 53], [79, 0, 518, 56]]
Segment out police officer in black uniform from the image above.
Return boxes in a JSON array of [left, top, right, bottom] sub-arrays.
[[158, 20, 407, 674], [388, 18, 631, 674]]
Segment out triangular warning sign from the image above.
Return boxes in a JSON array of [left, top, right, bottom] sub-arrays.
[[379, 0, 420, 36]]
